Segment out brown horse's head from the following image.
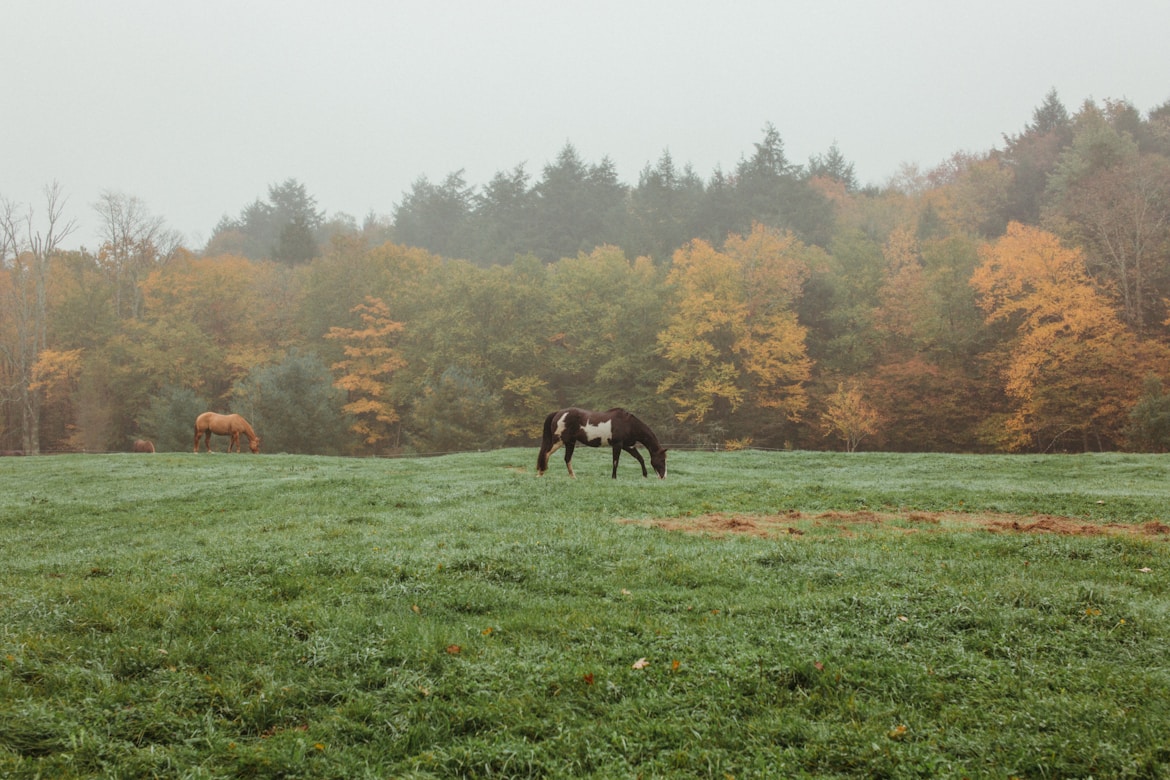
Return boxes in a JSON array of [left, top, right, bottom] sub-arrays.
[[249, 437, 261, 454], [651, 447, 668, 479]]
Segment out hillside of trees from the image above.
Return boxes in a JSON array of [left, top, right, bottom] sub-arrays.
[[4, 91, 1170, 455]]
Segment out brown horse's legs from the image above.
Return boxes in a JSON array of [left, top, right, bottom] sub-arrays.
[[229, 432, 239, 453], [624, 445, 648, 477], [564, 441, 576, 478]]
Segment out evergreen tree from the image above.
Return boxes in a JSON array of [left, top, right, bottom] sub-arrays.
[[471, 164, 536, 265], [1125, 375, 1170, 452], [393, 171, 474, 260], [1000, 89, 1073, 225], [408, 367, 505, 454], [808, 141, 858, 191], [233, 350, 351, 454], [533, 143, 593, 261], [206, 178, 323, 262], [137, 386, 209, 452]]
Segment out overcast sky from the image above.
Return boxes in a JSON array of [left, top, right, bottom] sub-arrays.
[[4, 1, 1169, 251]]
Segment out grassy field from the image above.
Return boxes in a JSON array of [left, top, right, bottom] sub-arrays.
[[1, 448, 1168, 778]]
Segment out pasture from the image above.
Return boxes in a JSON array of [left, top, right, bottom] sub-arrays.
[[1, 449, 1168, 778]]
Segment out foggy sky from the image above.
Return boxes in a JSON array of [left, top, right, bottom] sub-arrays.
[[4, 0, 1169, 251]]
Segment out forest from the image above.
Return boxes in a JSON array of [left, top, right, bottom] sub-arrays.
[[3, 90, 1170, 456]]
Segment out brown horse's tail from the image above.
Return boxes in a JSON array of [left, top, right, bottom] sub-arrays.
[[536, 411, 557, 474]]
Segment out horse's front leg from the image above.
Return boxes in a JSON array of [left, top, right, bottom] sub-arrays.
[[611, 445, 624, 479], [625, 445, 648, 477], [230, 432, 240, 453], [564, 440, 576, 478]]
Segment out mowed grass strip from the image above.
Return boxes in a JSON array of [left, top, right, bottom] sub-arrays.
[[1, 449, 1168, 778]]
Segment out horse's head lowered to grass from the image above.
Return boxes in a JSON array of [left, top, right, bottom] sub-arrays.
[[194, 412, 260, 454], [537, 407, 667, 479]]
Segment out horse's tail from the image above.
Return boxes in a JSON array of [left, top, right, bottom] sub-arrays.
[[537, 411, 557, 474]]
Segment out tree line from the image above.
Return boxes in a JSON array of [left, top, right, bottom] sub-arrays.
[[3, 90, 1170, 455]]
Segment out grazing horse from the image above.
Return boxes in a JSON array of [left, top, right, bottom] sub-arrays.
[[194, 412, 260, 453], [133, 439, 155, 453], [537, 407, 667, 479]]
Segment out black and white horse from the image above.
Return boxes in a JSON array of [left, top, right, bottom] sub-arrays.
[[537, 407, 667, 479]]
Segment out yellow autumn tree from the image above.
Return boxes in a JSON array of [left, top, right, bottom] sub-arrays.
[[873, 225, 928, 343], [326, 296, 406, 452], [657, 224, 813, 441], [821, 381, 880, 452], [30, 348, 84, 451], [970, 222, 1152, 451]]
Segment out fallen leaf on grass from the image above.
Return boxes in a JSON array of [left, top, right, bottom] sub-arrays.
[[582, 673, 594, 685], [897, 615, 909, 622], [446, 644, 461, 654], [888, 724, 908, 740], [814, 661, 824, 671], [632, 657, 650, 669], [1139, 567, 1152, 573]]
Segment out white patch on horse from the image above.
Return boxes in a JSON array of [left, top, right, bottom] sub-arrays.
[[554, 412, 570, 438], [582, 419, 613, 446]]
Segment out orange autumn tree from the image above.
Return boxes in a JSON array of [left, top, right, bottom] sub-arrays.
[[657, 223, 813, 444], [326, 296, 406, 453], [970, 223, 1148, 451]]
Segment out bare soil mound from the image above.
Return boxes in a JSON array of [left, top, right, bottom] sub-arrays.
[[624, 510, 1170, 540]]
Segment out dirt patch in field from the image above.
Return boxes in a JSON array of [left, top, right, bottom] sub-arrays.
[[624, 510, 1170, 541]]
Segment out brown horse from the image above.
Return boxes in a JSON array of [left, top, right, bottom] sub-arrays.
[[133, 439, 155, 453], [537, 407, 667, 479], [194, 412, 260, 453]]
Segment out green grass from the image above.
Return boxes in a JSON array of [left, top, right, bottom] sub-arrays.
[[1, 449, 1168, 778]]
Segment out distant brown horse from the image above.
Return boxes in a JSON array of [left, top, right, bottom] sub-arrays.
[[133, 439, 155, 453], [537, 407, 667, 479], [194, 412, 260, 453]]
